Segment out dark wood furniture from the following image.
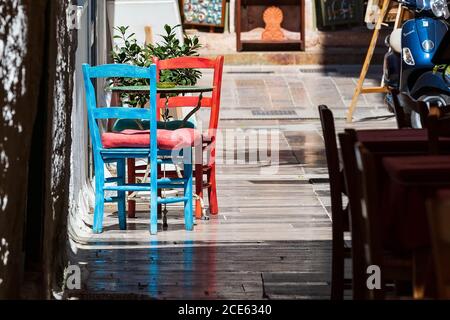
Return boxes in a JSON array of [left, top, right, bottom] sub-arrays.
[[356, 143, 415, 299], [390, 89, 450, 131], [236, 0, 305, 51], [338, 131, 368, 299], [390, 88, 409, 129], [334, 111, 450, 299], [320, 108, 417, 299], [318, 106, 350, 300], [426, 106, 450, 154], [338, 128, 442, 299], [397, 92, 430, 128], [427, 189, 450, 299]]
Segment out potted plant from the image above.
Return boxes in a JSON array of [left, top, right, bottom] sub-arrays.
[[111, 24, 202, 109]]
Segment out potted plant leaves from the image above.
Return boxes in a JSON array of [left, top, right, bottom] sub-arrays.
[[110, 24, 203, 131]]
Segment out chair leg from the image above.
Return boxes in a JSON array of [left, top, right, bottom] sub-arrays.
[[117, 159, 127, 230], [331, 221, 345, 300], [184, 148, 194, 231], [195, 163, 203, 219], [150, 169, 158, 235], [158, 164, 162, 219], [127, 158, 136, 218], [207, 164, 218, 215], [413, 250, 430, 299], [93, 157, 105, 233]]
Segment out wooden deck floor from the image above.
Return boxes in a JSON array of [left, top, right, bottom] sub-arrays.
[[69, 65, 396, 299]]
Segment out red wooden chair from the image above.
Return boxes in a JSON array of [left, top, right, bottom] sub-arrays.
[[128, 56, 224, 219]]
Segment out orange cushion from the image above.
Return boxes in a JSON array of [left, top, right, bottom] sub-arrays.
[[102, 129, 201, 150]]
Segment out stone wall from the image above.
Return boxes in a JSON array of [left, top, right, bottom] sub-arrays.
[[0, 0, 75, 299]]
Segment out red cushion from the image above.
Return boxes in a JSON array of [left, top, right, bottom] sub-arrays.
[[102, 129, 201, 150]]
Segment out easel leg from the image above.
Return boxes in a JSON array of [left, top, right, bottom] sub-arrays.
[[347, 0, 391, 122]]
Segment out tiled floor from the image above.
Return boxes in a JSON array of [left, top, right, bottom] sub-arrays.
[[69, 65, 397, 299]]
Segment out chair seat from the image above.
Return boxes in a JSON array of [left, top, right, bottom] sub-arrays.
[[102, 128, 201, 150], [382, 155, 450, 184]]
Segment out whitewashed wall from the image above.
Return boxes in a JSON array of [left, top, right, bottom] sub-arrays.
[[106, 0, 183, 46], [69, 0, 95, 238]]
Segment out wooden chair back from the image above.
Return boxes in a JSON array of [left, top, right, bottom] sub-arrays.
[[397, 92, 429, 127], [338, 131, 368, 299], [318, 105, 347, 300], [153, 56, 224, 132], [427, 193, 450, 299], [318, 106, 346, 225], [427, 107, 450, 154], [390, 88, 409, 128], [355, 143, 386, 299], [82, 63, 157, 151]]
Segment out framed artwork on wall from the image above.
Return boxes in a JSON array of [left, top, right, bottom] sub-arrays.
[[315, 0, 364, 30], [181, 0, 226, 27], [236, 0, 306, 52]]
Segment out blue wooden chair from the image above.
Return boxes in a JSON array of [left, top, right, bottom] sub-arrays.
[[82, 63, 194, 234]]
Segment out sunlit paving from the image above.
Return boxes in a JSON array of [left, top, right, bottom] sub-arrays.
[[1, 0, 450, 311]]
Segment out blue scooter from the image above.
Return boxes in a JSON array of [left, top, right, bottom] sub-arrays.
[[384, 0, 450, 127]]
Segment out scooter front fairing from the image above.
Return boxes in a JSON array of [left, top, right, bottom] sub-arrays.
[[400, 17, 448, 94]]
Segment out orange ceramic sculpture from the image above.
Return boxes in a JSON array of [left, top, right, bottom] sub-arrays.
[[262, 6, 285, 41]]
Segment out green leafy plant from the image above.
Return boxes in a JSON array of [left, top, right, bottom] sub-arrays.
[[111, 25, 202, 107]]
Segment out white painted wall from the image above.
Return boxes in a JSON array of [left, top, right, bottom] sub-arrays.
[[69, 0, 96, 237], [106, 0, 183, 46]]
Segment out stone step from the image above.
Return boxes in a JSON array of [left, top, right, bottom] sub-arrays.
[[202, 47, 387, 66]]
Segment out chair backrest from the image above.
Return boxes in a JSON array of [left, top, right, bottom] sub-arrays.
[[318, 105, 348, 300], [397, 92, 429, 127], [427, 191, 450, 299], [82, 63, 157, 150], [338, 131, 368, 300], [355, 143, 386, 299], [390, 88, 409, 128], [427, 106, 450, 154], [153, 56, 224, 132], [318, 105, 345, 230]]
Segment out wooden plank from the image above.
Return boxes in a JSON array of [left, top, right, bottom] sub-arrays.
[[361, 86, 389, 94], [347, 0, 391, 122]]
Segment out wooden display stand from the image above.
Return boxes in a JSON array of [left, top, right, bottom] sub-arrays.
[[346, 0, 407, 122], [236, 0, 305, 51]]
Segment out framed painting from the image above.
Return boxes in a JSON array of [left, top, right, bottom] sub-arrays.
[[181, 0, 226, 27]]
